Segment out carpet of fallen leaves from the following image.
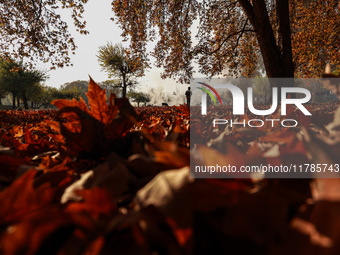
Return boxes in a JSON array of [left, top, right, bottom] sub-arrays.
[[0, 77, 340, 255]]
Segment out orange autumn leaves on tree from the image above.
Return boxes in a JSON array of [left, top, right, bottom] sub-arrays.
[[290, 0, 340, 77], [112, 0, 338, 79], [0, 0, 89, 69]]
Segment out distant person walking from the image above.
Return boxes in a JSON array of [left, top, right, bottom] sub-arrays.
[[185, 87, 192, 106]]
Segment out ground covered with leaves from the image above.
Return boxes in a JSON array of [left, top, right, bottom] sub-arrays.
[[0, 78, 340, 255]]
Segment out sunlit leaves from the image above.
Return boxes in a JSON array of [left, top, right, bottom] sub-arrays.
[[290, 0, 340, 77]]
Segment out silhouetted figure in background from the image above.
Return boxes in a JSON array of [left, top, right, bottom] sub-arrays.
[[185, 87, 192, 106]]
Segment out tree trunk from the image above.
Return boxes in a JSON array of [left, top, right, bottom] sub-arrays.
[[276, 0, 294, 78], [238, 0, 294, 79], [17, 97, 20, 108], [22, 90, 29, 109], [12, 94, 16, 109], [253, 0, 284, 78], [122, 85, 127, 98], [122, 73, 127, 97], [0, 98, 2, 105]]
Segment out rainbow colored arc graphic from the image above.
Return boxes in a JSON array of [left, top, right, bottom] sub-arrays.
[[196, 82, 223, 106]]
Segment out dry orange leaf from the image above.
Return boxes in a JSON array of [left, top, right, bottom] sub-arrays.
[[0, 170, 54, 224]]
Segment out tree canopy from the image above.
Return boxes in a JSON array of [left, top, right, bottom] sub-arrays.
[[127, 91, 150, 107], [0, 0, 88, 69], [27, 85, 80, 109], [99, 79, 123, 97], [97, 42, 143, 97], [1, 0, 337, 82], [0, 59, 47, 109], [111, 0, 340, 81], [290, 1, 340, 77]]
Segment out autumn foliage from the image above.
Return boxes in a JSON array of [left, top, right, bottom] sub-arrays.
[[0, 78, 340, 254], [112, 0, 339, 80]]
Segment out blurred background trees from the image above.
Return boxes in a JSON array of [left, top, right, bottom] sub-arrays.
[[0, 59, 47, 109], [97, 42, 144, 97], [0, 59, 81, 109], [127, 91, 150, 107]]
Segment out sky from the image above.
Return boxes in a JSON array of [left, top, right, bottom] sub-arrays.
[[45, 0, 186, 98]]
